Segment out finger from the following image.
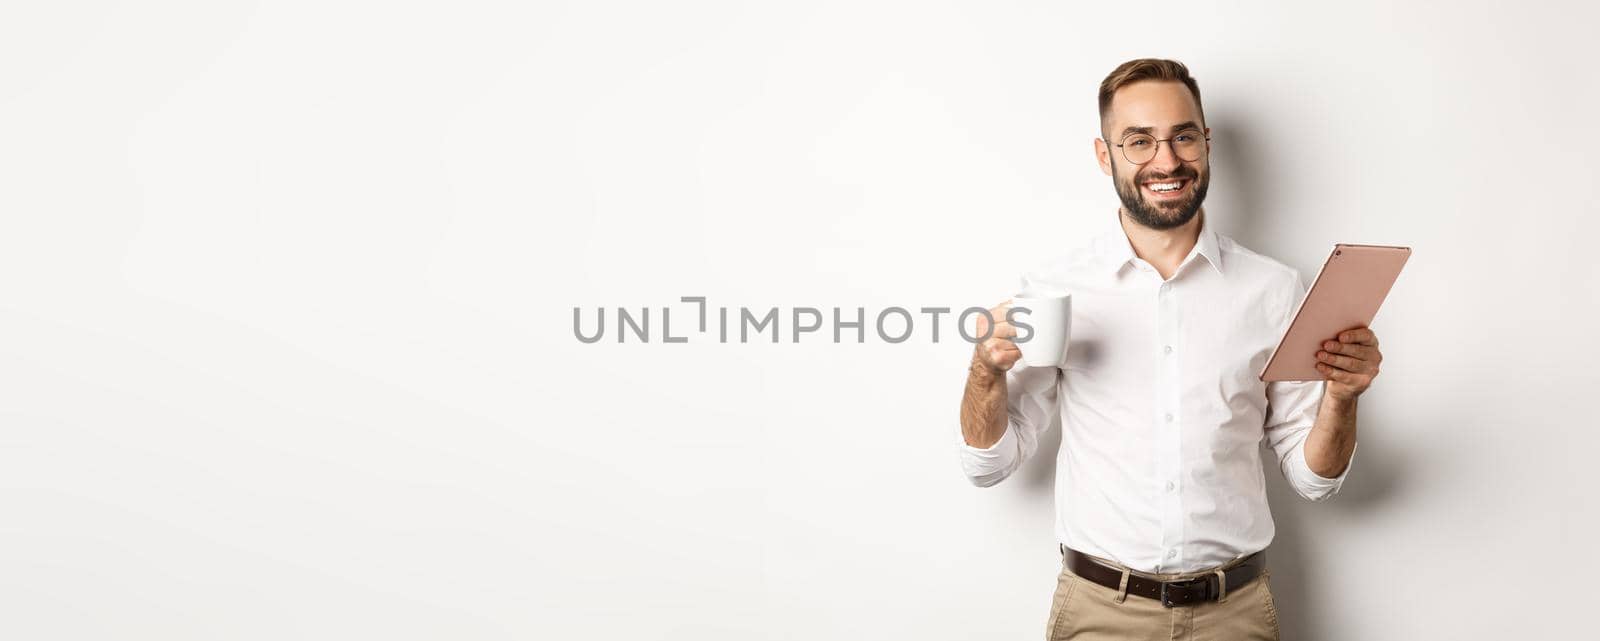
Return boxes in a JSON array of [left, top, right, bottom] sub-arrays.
[[987, 335, 1019, 350], [987, 344, 1021, 364], [985, 331, 1020, 348], [1317, 359, 1378, 384], [1338, 327, 1378, 347], [991, 321, 1017, 340], [1316, 362, 1364, 384], [975, 304, 1003, 331], [981, 302, 1011, 329], [1316, 350, 1373, 373], [1312, 350, 1376, 374], [1321, 340, 1381, 362]]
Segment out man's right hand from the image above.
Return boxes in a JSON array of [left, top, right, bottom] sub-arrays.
[[971, 300, 1022, 375]]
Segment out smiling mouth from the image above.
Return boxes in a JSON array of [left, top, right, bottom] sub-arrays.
[[1142, 178, 1191, 199]]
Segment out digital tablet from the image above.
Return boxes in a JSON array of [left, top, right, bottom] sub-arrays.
[[1259, 243, 1411, 382]]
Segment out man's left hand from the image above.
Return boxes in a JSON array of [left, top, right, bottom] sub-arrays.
[[1316, 327, 1382, 402]]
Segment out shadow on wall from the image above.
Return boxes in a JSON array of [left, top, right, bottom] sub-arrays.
[[1212, 110, 1418, 640], [1256, 400, 1415, 640], [1003, 110, 1420, 641]]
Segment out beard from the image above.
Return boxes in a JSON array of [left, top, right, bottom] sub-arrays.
[[1112, 162, 1210, 231]]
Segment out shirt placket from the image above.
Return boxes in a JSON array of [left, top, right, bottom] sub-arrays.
[[1156, 276, 1184, 572]]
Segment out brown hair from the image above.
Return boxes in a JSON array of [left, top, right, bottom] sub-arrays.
[[1098, 58, 1204, 129]]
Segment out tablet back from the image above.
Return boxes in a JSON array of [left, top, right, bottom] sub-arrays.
[[1260, 244, 1411, 382]]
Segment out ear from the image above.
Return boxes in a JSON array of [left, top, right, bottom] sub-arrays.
[[1204, 126, 1212, 156], [1094, 137, 1113, 176]]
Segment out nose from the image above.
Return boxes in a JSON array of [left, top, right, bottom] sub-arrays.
[[1146, 139, 1182, 173]]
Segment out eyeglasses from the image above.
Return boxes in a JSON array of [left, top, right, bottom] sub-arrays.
[[1109, 129, 1210, 165]]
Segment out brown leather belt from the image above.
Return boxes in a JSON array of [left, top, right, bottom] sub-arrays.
[[1061, 545, 1265, 608]]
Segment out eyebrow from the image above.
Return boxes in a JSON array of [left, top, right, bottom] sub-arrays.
[[1116, 121, 1203, 139]]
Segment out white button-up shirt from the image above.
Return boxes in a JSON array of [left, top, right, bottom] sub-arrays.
[[959, 214, 1356, 574]]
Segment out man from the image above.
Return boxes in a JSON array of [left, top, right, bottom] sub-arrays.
[[958, 59, 1380, 640]]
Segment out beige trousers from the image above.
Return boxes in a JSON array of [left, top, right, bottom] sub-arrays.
[[1045, 553, 1280, 640]]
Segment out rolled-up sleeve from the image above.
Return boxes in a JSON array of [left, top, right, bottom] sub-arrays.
[[959, 363, 1060, 487], [1264, 378, 1356, 502]]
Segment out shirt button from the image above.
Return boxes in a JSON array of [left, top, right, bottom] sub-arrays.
[[1163, 345, 1173, 354], [1164, 413, 1174, 423], [1166, 481, 1176, 492], [1167, 549, 1177, 559]]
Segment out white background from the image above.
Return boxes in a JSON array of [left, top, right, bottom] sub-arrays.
[[2, 1, 1596, 639]]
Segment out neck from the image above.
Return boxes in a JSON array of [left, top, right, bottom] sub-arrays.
[[1119, 207, 1204, 280]]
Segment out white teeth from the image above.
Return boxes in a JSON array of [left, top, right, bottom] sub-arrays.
[[1148, 181, 1182, 192]]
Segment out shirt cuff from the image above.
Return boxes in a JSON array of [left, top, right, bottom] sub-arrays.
[[959, 418, 1017, 457], [1308, 440, 1358, 482], [958, 419, 1020, 485], [1289, 440, 1358, 502]]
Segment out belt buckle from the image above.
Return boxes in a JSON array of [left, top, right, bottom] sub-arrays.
[[1159, 577, 1208, 608]]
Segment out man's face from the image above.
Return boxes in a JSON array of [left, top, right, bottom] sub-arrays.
[[1095, 81, 1211, 230]]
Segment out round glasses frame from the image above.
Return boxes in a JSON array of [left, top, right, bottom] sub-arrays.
[[1108, 129, 1211, 165]]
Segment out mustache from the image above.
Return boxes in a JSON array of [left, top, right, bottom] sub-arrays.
[[1135, 166, 1199, 183]]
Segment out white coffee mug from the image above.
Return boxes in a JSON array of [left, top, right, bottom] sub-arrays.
[[1010, 293, 1072, 368]]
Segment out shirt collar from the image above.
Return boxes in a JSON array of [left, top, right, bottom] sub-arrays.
[[1101, 210, 1225, 276]]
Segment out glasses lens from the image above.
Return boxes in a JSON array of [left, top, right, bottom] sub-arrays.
[[1171, 130, 1206, 161], [1121, 133, 1157, 164]]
